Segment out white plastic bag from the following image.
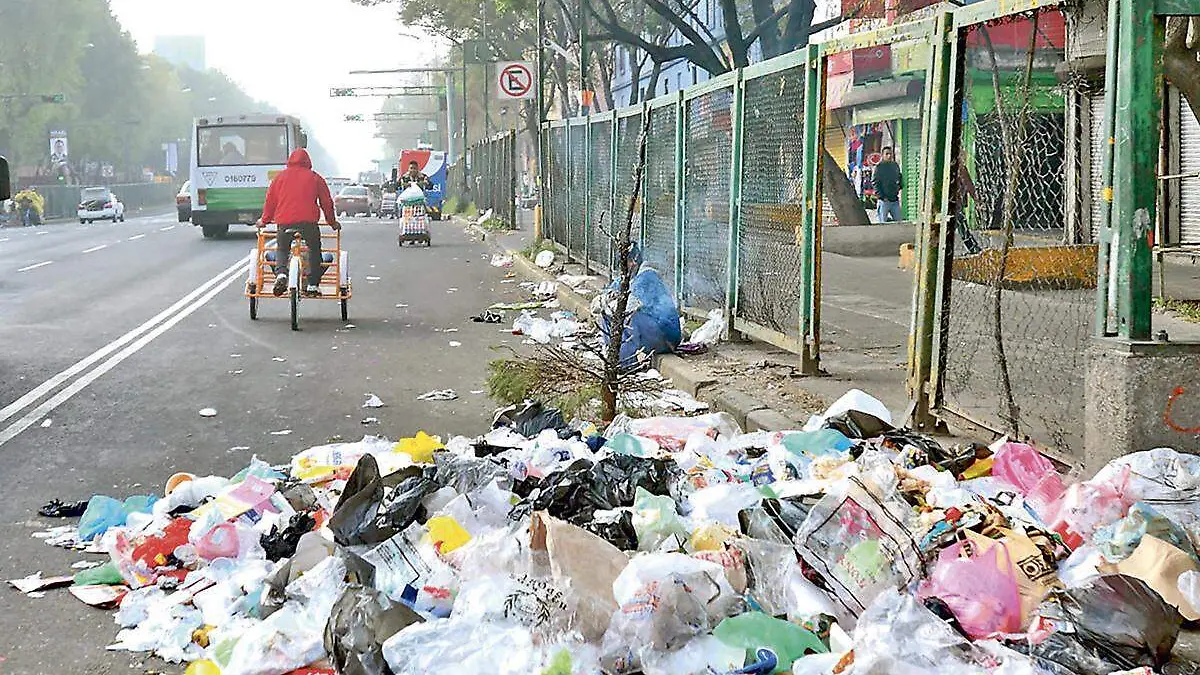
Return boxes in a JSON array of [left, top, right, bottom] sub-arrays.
[[688, 308, 726, 345], [398, 184, 425, 205]]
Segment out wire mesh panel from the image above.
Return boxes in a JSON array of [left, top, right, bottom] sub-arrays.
[[737, 66, 807, 338], [589, 119, 614, 272], [643, 104, 678, 295], [682, 87, 734, 311], [549, 126, 568, 247], [939, 7, 1090, 457], [568, 121, 587, 258], [613, 111, 645, 271]]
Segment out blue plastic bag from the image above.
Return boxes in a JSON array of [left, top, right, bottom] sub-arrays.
[[601, 267, 682, 364], [78, 494, 157, 541]]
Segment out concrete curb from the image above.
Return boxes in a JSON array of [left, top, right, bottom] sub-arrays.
[[497, 241, 799, 433]]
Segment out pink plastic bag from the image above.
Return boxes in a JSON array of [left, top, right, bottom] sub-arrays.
[[991, 442, 1066, 518], [1047, 466, 1132, 550], [193, 522, 242, 561], [918, 540, 1022, 639]]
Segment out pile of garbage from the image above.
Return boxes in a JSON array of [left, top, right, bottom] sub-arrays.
[[17, 389, 1200, 675]]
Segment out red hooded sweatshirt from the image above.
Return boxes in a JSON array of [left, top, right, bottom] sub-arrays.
[[260, 148, 337, 226]]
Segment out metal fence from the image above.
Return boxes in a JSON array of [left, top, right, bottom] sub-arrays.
[[467, 130, 517, 227], [540, 0, 1139, 459], [23, 182, 177, 220]]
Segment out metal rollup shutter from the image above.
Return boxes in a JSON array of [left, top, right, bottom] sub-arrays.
[[1181, 99, 1200, 244], [1089, 93, 1106, 241]]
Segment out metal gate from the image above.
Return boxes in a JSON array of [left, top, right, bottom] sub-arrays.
[[1089, 93, 1106, 242], [1182, 100, 1200, 244]]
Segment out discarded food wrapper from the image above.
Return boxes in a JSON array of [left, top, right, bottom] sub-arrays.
[[8, 572, 74, 594], [70, 584, 126, 608], [417, 389, 458, 401]]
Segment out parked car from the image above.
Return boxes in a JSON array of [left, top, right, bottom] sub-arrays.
[[334, 185, 377, 217], [176, 181, 192, 222], [78, 187, 124, 223]]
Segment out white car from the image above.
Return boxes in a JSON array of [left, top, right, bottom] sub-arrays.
[[78, 187, 125, 223]]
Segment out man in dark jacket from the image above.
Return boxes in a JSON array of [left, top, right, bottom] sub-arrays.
[[259, 148, 339, 296], [873, 146, 903, 223]]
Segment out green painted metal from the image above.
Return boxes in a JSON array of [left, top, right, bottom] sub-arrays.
[[909, 9, 955, 427], [800, 45, 822, 374], [1110, 0, 1161, 340], [591, 110, 616, 122], [1154, 0, 1200, 12], [647, 91, 678, 110], [549, 119, 568, 129], [616, 106, 643, 119], [683, 71, 739, 101], [725, 70, 746, 329], [564, 121, 573, 255], [951, 0, 1066, 27], [674, 91, 687, 300], [818, 18, 936, 54], [742, 48, 812, 80]]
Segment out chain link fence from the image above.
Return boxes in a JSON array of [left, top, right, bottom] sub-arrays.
[[466, 130, 517, 228], [588, 117, 614, 274], [567, 120, 587, 258], [682, 85, 735, 313], [547, 125, 568, 244], [643, 104, 678, 295], [938, 7, 1092, 455], [738, 65, 808, 338], [612, 112, 645, 271]]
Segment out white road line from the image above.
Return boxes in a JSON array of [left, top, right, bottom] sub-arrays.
[[0, 237, 9, 242], [159, 225, 175, 231], [17, 261, 53, 272], [82, 244, 107, 254], [0, 262, 246, 448], [0, 255, 249, 428], [128, 234, 146, 240]]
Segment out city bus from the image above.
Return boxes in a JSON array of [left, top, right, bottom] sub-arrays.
[[189, 114, 307, 238]]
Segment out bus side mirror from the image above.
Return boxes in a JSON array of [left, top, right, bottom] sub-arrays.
[[0, 156, 10, 201], [298, 132, 308, 149]]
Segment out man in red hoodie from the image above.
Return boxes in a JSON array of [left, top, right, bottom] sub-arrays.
[[259, 148, 340, 296]]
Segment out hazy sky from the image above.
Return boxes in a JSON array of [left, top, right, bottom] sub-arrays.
[[110, 0, 442, 175]]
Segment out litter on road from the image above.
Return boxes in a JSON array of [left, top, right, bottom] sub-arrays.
[[362, 394, 385, 409], [199, 408, 218, 418], [17, 382, 1200, 675], [416, 389, 458, 401]]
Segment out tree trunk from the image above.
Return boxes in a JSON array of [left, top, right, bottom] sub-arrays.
[[1164, 17, 1200, 124], [821, 147, 870, 226], [593, 43, 617, 111], [751, 0, 783, 59], [646, 60, 664, 100]]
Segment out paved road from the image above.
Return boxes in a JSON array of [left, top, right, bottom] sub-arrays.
[[0, 212, 526, 673]]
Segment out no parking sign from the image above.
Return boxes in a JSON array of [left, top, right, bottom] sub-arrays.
[[497, 61, 535, 100]]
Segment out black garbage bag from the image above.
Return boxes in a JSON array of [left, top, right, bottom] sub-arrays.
[[329, 456, 435, 546], [493, 401, 568, 437], [434, 452, 510, 495], [823, 409, 893, 440], [583, 509, 639, 550], [1021, 574, 1184, 673], [325, 584, 423, 675], [510, 455, 682, 525], [260, 512, 317, 562]]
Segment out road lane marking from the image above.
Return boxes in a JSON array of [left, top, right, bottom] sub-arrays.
[[0, 262, 247, 448], [159, 225, 175, 231], [0, 237, 9, 242], [0, 255, 249, 430], [128, 234, 146, 240], [17, 261, 53, 272], [82, 245, 107, 254]]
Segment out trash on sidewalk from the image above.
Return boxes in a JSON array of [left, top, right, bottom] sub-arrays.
[[534, 250, 555, 268], [490, 254, 514, 268], [416, 389, 457, 401], [199, 408, 218, 418], [362, 394, 385, 409], [8, 572, 73, 594], [39, 498, 88, 518], [24, 387, 1200, 674]]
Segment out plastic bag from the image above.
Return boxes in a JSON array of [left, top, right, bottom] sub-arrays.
[[688, 308, 727, 345], [639, 635, 744, 675], [632, 487, 688, 552], [712, 611, 827, 671], [1092, 502, 1197, 564], [991, 441, 1067, 517], [79, 494, 157, 541], [383, 620, 545, 674], [530, 512, 629, 642], [851, 588, 1007, 673], [625, 413, 741, 452], [511, 454, 682, 526], [1106, 535, 1200, 620], [493, 401, 568, 437], [598, 267, 682, 362], [687, 482, 763, 528], [918, 541, 1022, 638], [1035, 574, 1182, 670], [398, 184, 425, 205], [809, 389, 893, 430], [794, 477, 923, 623], [329, 457, 436, 547], [324, 584, 423, 675], [1045, 468, 1132, 550], [602, 552, 740, 672]]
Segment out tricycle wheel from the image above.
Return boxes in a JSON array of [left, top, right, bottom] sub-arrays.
[[290, 288, 299, 331]]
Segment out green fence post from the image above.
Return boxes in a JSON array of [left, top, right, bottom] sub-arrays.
[[674, 91, 686, 302], [510, 131, 517, 231], [725, 71, 746, 333], [584, 117, 593, 272], [907, 9, 955, 430], [564, 123, 572, 255], [799, 44, 823, 375], [1109, 0, 1160, 340]]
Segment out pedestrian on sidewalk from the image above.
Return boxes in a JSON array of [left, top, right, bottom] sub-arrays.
[[258, 148, 340, 297], [874, 147, 903, 223]]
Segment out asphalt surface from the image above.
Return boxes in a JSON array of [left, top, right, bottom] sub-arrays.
[[0, 211, 526, 674]]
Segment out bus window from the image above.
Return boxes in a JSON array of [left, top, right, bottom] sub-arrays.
[[198, 126, 288, 166]]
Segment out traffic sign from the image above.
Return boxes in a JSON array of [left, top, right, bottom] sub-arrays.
[[497, 61, 535, 100]]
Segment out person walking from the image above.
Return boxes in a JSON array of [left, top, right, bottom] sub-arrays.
[[873, 147, 903, 223], [258, 148, 339, 297]]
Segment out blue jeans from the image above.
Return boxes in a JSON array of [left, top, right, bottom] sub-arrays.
[[876, 199, 902, 223]]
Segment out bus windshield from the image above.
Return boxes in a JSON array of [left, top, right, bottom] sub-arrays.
[[198, 125, 288, 167]]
